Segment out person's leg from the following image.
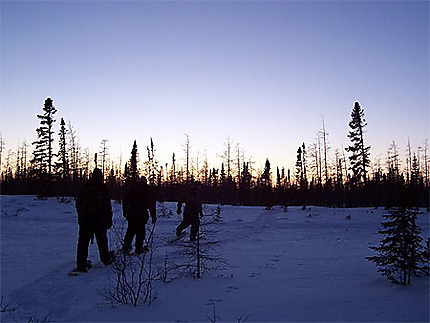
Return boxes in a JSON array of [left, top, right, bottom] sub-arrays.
[[176, 218, 191, 236], [76, 226, 91, 271], [123, 222, 136, 251], [135, 221, 146, 252], [94, 228, 111, 266]]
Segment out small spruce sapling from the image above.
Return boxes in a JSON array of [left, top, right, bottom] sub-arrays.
[[366, 207, 426, 285]]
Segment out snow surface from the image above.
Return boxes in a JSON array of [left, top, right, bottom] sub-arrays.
[[1, 195, 429, 322]]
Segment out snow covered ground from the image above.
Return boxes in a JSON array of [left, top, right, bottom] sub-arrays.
[[1, 195, 429, 322]]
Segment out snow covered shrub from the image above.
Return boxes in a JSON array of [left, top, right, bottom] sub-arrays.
[[169, 218, 226, 279], [366, 207, 427, 285], [104, 225, 157, 306]]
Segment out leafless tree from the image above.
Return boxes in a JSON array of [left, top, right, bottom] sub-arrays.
[[105, 224, 157, 306], [99, 139, 109, 179], [321, 116, 330, 184], [184, 134, 191, 182]]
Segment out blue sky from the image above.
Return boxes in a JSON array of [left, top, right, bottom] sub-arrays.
[[1, 1, 429, 174]]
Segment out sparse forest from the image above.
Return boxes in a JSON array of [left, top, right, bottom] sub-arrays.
[[1, 97, 429, 208]]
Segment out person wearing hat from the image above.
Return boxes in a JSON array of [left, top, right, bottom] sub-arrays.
[[73, 168, 113, 273], [122, 176, 156, 254]]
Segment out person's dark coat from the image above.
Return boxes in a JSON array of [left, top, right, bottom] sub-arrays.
[[76, 170, 112, 230], [177, 188, 204, 220], [122, 181, 156, 224]]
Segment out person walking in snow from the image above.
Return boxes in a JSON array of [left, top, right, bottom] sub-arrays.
[[176, 182, 204, 241], [73, 168, 113, 273], [122, 176, 156, 254]]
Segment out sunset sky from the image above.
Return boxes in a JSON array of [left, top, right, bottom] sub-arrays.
[[1, 1, 428, 173]]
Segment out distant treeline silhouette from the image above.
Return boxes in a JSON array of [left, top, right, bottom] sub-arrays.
[[1, 170, 428, 208], [0, 98, 428, 207]]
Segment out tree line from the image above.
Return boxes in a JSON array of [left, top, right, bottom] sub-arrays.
[[1, 98, 428, 207]]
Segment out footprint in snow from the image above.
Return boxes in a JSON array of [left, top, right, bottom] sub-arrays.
[[226, 286, 239, 292]]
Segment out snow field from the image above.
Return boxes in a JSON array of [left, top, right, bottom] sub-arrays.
[[1, 195, 429, 322]]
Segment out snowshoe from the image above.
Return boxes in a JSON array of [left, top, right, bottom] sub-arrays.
[[135, 245, 150, 254], [69, 260, 92, 276], [168, 232, 186, 243]]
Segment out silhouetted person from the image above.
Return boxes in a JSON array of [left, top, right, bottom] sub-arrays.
[[176, 182, 204, 241], [122, 176, 156, 253], [73, 168, 113, 273]]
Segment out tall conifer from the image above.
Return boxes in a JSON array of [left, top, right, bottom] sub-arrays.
[[128, 140, 139, 180], [56, 118, 69, 179], [31, 97, 57, 177], [346, 101, 371, 184]]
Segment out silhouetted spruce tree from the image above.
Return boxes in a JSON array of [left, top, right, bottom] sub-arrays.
[[346, 101, 371, 184], [128, 140, 139, 180], [240, 162, 252, 189], [276, 167, 281, 189], [56, 118, 69, 180], [124, 163, 130, 180], [31, 97, 57, 177], [295, 146, 303, 187], [260, 159, 273, 207], [302, 143, 308, 187], [145, 138, 159, 186], [410, 153, 420, 188], [260, 159, 271, 188], [210, 168, 218, 188], [220, 163, 226, 185], [366, 206, 426, 285]]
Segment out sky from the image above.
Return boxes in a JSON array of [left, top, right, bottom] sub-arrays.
[[1, 0, 429, 174]]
